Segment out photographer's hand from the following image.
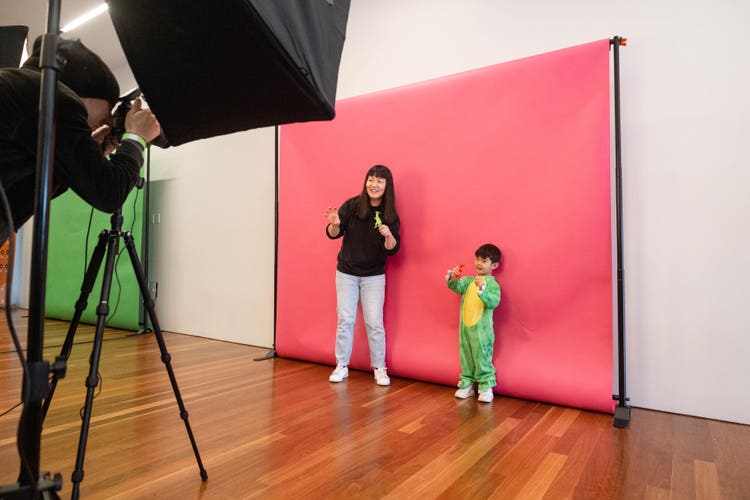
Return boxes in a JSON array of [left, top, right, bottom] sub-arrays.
[[124, 97, 161, 143], [91, 124, 117, 156]]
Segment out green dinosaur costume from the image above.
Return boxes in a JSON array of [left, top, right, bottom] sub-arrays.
[[447, 275, 501, 391]]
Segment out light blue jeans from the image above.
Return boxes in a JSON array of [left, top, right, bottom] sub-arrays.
[[334, 270, 386, 368]]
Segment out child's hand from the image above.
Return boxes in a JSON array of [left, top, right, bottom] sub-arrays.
[[449, 264, 464, 280], [474, 276, 486, 291], [325, 206, 340, 226]]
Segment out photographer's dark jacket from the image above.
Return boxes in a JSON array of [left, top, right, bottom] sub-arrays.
[[0, 68, 143, 242]]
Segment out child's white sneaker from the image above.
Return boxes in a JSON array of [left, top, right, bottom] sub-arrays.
[[328, 363, 348, 382], [373, 367, 390, 386], [454, 386, 475, 399], [478, 389, 494, 403]]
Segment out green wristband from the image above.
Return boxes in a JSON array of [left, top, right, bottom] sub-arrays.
[[121, 132, 147, 149]]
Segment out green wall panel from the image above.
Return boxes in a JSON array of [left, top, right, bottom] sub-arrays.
[[46, 185, 145, 330]]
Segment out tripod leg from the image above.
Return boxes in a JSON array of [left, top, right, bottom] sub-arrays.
[[122, 232, 208, 481], [41, 230, 109, 423], [70, 232, 120, 500]]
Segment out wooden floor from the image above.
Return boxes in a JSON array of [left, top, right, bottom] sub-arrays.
[[1, 312, 749, 499]]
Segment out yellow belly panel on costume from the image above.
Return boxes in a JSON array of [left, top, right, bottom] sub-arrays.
[[461, 281, 484, 327]]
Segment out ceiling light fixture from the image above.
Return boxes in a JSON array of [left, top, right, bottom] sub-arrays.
[[61, 3, 109, 33]]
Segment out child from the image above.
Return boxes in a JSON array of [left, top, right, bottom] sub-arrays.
[[445, 244, 502, 402]]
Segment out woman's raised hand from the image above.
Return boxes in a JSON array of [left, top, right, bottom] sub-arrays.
[[325, 206, 340, 225]]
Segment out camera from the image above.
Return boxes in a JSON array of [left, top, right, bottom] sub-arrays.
[[110, 87, 169, 148]]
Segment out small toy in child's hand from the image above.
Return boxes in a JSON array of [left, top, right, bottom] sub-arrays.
[[450, 264, 464, 280]]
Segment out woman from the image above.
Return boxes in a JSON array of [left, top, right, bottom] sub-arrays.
[[324, 164, 400, 385]]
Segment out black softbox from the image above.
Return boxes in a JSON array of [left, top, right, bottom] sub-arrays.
[[0, 25, 28, 68], [107, 0, 350, 147]]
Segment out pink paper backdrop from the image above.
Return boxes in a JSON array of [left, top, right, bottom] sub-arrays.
[[277, 39, 613, 413]]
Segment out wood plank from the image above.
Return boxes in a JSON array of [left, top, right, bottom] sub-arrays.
[[543, 410, 610, 498], [383, 416, 520, 498], [694, 459, 721, 500], [545, 407, 581, 438], [504, 451, 567, 500], [708, 418, 750, 499]]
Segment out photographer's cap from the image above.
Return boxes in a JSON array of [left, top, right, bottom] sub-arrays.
[[23, 35, 119, 105]]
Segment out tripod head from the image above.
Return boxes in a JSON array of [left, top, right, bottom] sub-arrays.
[[109, 176, 144, 233], [110, 210, 124, 233]]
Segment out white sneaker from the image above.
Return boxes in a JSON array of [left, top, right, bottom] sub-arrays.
[[373, 367, 390, 386], [328, 364, 348, 383], [454, 386, 475, 399], [478, 389, 494, 403]]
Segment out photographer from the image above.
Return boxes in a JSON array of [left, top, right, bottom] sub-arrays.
[[0, 36, 160, 244]]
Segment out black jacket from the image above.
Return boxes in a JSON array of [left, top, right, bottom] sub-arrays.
[[0, 67, 143, 242], [327, 196, 400, 276]]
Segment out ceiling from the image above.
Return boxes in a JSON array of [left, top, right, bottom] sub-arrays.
[[2, 0, 129, 72]]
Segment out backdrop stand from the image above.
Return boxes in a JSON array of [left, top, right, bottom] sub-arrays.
[[138, 146, 153, 334], [610, 35, 631, 429], [254, 126, 280, 362]]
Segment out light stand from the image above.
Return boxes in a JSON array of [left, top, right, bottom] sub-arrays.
[[0, 1, 65, 498], [22, 0, 62, 496]]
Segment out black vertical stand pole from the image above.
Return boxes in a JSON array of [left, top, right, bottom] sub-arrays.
[[22, 0, 64, 492], [611, 36, 631, 429], [1, 3, 65, 498], [0, 0, 66, 496], [139, 146, 152, 332], [253, 126, 279, 361]]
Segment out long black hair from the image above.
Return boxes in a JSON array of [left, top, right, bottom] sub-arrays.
[[356, 164, 398, 224]]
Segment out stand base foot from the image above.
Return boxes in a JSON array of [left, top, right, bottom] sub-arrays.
[[253, 348, 277, 361], [0, 472, 62, 499], [613, 405, 631, 429]]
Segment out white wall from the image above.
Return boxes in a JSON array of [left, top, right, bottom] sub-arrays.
[[109, 70, 277, 348], [144, 129, 275, 347]]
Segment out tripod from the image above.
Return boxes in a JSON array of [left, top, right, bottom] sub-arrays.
[[40, 208, 208, 499]]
